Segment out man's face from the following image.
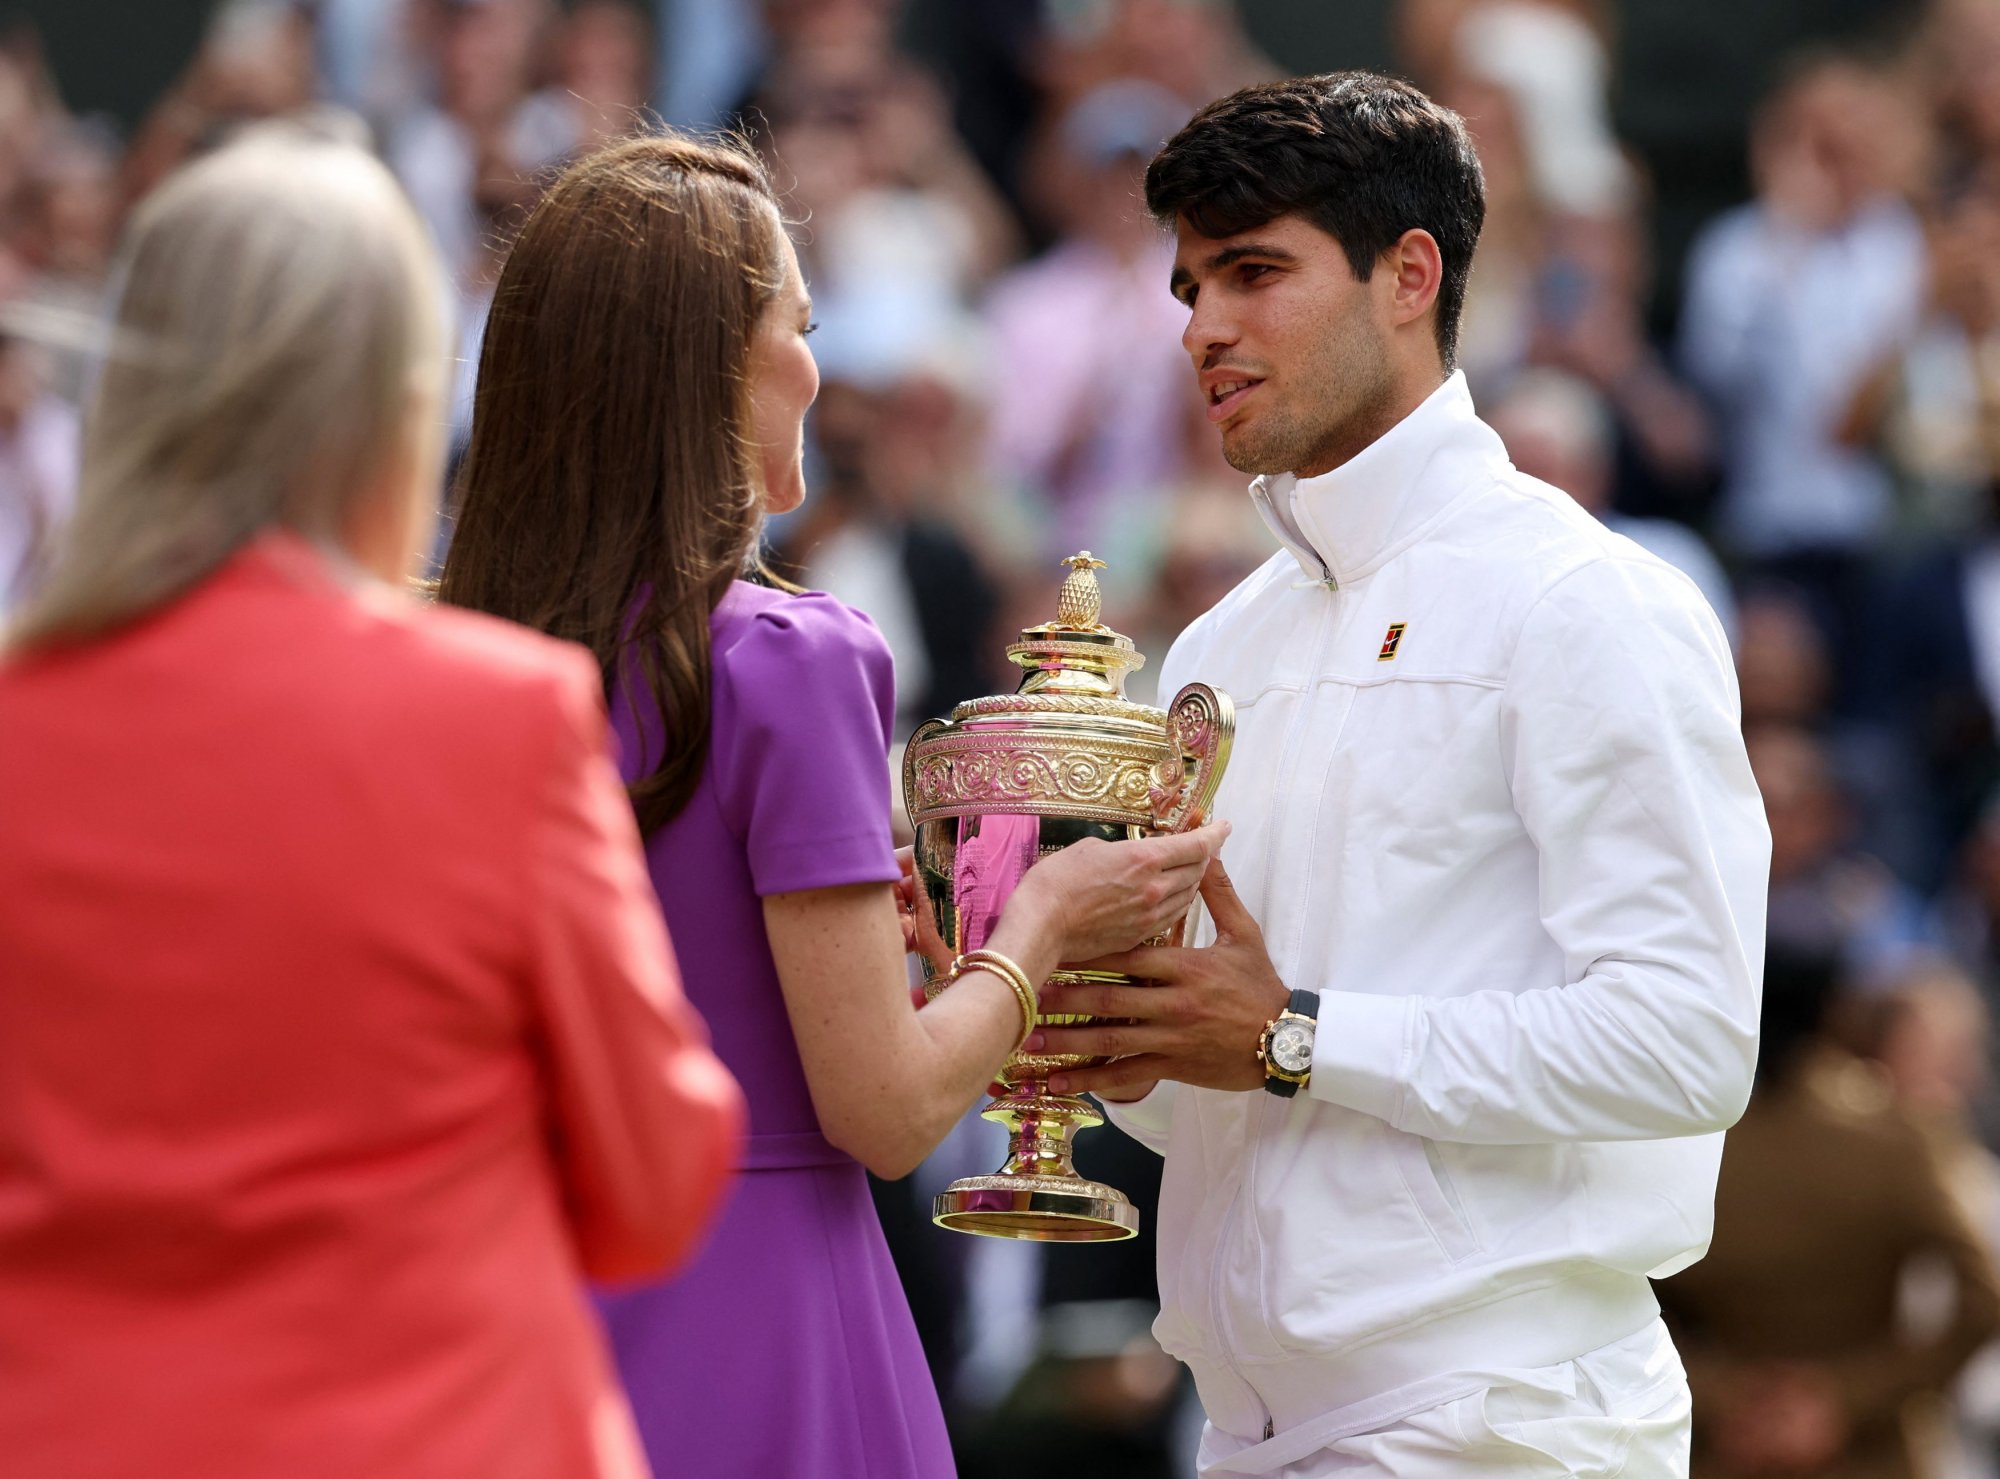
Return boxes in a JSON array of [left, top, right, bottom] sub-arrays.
[[1170, 212, 1394, 478]]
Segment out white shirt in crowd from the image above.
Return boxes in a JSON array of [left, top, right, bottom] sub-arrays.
[[386, 95, 577, 284], [1679, 197, 1926, 558]]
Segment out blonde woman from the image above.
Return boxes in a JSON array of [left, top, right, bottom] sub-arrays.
[[0, 128, 744, 1478]]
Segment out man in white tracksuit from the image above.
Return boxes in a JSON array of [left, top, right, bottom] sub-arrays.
[[1030, 72, 1769, 1476]]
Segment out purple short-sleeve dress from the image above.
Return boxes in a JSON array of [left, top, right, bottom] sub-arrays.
[[596, 581, 955, 1478]]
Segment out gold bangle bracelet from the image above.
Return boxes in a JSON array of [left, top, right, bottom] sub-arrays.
[[953, 948, 1039, 1050], [958, 949, 1035, 1025], [960, 952, 1038, 1049]]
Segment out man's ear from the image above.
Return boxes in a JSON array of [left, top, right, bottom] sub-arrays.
[[1384, 228, 1444, 333]]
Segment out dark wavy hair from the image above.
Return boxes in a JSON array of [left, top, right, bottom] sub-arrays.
[[440, 131, 786, 834], [1144, 72, 1486, 367]]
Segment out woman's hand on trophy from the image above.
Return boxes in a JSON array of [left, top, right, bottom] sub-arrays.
[[1029, 857, 1289, 1097], [1008, 821, 1231, 968], [894, 845, 954, 984]]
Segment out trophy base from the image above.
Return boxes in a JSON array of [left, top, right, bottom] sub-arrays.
[[932, 1173, 1140, 1241]]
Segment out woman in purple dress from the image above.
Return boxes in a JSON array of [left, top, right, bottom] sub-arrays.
[[439, 135, 1225, 1478]]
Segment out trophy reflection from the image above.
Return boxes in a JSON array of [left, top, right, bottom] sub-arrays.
[[903, 554, 1232, 1241]]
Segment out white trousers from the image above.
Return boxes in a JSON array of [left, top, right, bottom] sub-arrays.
[[1197, 1319, 1693, 1478]]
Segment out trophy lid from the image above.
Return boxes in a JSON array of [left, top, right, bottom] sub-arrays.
[[1007, 552, 1145, 699]]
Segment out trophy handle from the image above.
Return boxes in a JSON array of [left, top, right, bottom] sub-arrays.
[[1149, 683, 1234, 833], [902, 717, 949, 824]]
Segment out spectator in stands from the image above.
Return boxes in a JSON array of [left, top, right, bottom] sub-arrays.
[[1923, 0, 2000, 185], [1526, 197, 1720, 524], [1842, 163, 2000, 540], [1845, 956, 1998, 1191], [18, 117, 118, 294], [385, 0, 574, 284], [755, 39, 1019, 391], [1752, 723, 1931, 975], [1856, 473, 2000, 883], [124, 0, 320, 199], [981, 78, 1191, 555], [1843, 954, 2000, 1479], [1738, 586, 1834, 729], [1450, 0, 1630, 219], [1680, 52, 1929, 660], [558, 0, 654, 148], [1033, 0, 1271, 130], [1660, 942, 2000, 1479], [14, 117, 122, 402]]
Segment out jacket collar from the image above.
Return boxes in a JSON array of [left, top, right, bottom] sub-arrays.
[[1248, 370, 1505, 587]]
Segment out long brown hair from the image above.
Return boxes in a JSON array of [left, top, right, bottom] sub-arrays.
[[439, 132, 786, 834]]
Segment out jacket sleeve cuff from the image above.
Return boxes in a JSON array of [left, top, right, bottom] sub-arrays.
[[1307, 991, 1416, 1125], [1100, 1080, 1178, 1155]]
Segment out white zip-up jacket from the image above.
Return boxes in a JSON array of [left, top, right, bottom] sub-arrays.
[[1105, 372, 1768, 1465]]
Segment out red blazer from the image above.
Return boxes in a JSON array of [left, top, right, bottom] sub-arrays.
[[0, 533, 744, 1478]]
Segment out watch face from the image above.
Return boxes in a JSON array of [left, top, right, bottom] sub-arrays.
[[1270, 1020, 1315, 1075]]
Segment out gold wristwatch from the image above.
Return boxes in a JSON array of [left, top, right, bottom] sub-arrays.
[[1256, 989, 1319, 1097]]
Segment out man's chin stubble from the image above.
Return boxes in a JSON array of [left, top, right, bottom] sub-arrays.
[[1221, 424, 1304, 477]]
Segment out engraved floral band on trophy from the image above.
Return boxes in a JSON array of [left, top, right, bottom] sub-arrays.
[[902, 553, 1234, 1241]]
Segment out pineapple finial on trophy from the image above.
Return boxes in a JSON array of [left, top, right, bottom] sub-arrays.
[[1005, 551, 1141, 696], [1054, 551, 1110, 630]]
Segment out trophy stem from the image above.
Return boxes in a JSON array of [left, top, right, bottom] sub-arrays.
[[991, 1087, 1095, 1179], [931, 1082, 1140, 1242]]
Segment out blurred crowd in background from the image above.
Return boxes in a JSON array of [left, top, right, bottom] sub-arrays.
[[17, 0, 2000, 1474]]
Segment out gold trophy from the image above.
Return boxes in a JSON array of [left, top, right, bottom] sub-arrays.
[[903, 553, 1232, 1241]]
